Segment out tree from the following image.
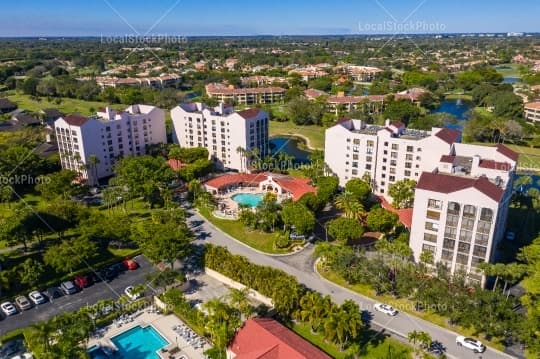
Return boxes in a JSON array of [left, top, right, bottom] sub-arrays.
[[327, 218, 364, 243], [284, 97, 324, 125], [316, 176, 339, 205], [344, 178, 371, 204], [281, 202, 315, 235], [43, 237, 97, 273], [131, 209, 193, 268], [408, 330, 432, 354], [0, 183, 14, 208], [366, 208, 398, 232], [228, 288, 253, 319], [35, 169, 86, 200], [18, 258, 44, 288], [297, 291, 333, 333], [383, 99, 421, 126], [203, 297, 241, 351], [388, 179, 416, 209], [255, 192, 280, 232], [485, 91, 523, 118], [334, 192, 365, 221], [420, 250, 434, 265]]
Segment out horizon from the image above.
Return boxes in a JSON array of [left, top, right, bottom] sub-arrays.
[[0, 0, 538, 37]]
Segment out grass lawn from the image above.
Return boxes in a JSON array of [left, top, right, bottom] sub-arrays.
[[292, 322, 413, 359], [494, 63, 522, 78], [269, 120, 325, 150], [6, 92, 125, 116], [317, 263, 506, 351], [444, 93, 473, 101], [198, 207, 292, 254]]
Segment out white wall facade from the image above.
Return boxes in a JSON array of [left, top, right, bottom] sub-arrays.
[[55, 105, 166, 185], [171, 103, 269, 171]]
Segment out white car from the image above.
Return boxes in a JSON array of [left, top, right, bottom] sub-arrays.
[[28, 290, 46, 305], [1, 301, 18, 316], [374, 303, 398, 316], [456, 336, 486, 353], [124, 286, 142, 300]]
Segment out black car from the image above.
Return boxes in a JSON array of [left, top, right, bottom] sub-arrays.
[[97, 267, 118, 282], [45, 287, 63, 301]]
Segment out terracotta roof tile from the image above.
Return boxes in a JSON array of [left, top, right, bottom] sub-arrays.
[[440, 155, 455, 163], [434, 128, 461, 144], [237, 108, 262, 119], [416, 172, 503, 202], [228, 318, 331, 359], [495, 144, 519, 162], [62, 115, 88, 126]]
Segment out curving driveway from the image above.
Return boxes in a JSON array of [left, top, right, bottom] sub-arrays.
[[190, 210, 520, 359]]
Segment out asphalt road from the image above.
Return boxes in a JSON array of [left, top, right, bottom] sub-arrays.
[[0, 255, 153, 336], [189, 210, 518, 359]]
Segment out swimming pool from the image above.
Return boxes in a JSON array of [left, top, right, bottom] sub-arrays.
[[231, 192, 263, 207], [110, 325, 169, 359]]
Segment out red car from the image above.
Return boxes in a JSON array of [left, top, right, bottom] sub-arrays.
[[74, 275, 90, 289], [123, 258, 139, 270]]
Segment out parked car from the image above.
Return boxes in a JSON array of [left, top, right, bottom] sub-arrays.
[[374, 303, 399, 316], [0, 301, 18, 316], [60, 280, 78, 295], [14, 296, 32, 311], [124, 286, 143, 300], [123, 258, 139, 270], [45, 287, 63, 300], [74, 275, 91, 289], [99, 267, 118, 282], [28, 290, 46, 305], [456, 336, 486, 353]]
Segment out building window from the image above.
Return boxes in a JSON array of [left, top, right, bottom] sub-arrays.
[[424, 233, 437, 243], [407, 145, 414, 152], [422, 244, 436, 253], [390, 160, 397, 166], [459, 229, 473, 243], [391, 144, 398, 150], [480, 208, 493, 222], [384, 142, 388, 146], [426, 210, 440, 220], [428, 199, 442, 209], [443, 238, 455, 249], [463, 205, 476, 218], [461, 217, 475, 230], [406, 154, 413, 161], [441, 249, 453, 261], [389, 176, 396, 182], [425, 222, 439, 232], [365, 164, 372, 170], [475, 233, 489, 246], [391, 152, 398, 158], [404, 170, 411, 177], [456, 253, 469, 265], [473, 245, 487, 258], [457, 241, 470, 253], [447, 202, 460, 215], [444, 226, 457, 239]]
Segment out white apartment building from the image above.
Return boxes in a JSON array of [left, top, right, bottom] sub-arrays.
[[524, 102, 540, 122], [170, 102, 269, 171], [410, 143, 518, 283], [54, 105, 166, 185], [324, 119, 460, 195]]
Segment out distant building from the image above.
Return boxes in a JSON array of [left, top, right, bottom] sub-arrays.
[[171, 102, 269, 171], [10, 113, 41, 127], [205, 83, 285, 105], [0, 98, 17, 113], [54, 105, 166, 185], [326, 93, 386, 114], [304, 89, 328, 100], [336, 65, 384, 82], [227, 318, 331, 359], [524, 102, 540, 122], [87, 74, 180, 88], [288, 67, 328, 81]]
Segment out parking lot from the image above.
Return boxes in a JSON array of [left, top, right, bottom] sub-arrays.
[[0, 255, 154, 336]]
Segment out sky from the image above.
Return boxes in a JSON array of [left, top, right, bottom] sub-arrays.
[[0, 0, 538, 37]]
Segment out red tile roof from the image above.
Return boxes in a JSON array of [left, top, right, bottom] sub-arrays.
[[495, 144, 519, 162], [204, 173, 315, 201], [63, 115, 88, 126], [228, 318, 331, 359], [440, 155, 455, 163], [434, 128, 461, 145], [237, 108, 262, 119], [416, 172, 504, 202], [525, 102, 540, 110], [390, 121, 405, 129], [478, 159, 512, 171], [378, 196, 413, 229], [304, 89, 328, 99], [167, 159, 188, 171]]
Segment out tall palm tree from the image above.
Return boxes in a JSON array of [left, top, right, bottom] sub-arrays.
[[323, 307, 351, 351], [228, 288, 253, 319], [236, 146, 246, 173], [334, 191, 365, 221], [88, 154, 100, 186]]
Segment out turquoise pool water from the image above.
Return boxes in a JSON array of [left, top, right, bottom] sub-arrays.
[[232, 192, 263, 207], [110, 325, 169, 359]]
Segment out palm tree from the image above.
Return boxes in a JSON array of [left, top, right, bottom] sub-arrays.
[[408, 330, 432, 354], [88, 154, 100, 186], [323, 307, 351, 351], [298, 292, 333, 333], [228, 288, 253, 319], [334, 191, 365, 221], [236, 146, 247, 173]]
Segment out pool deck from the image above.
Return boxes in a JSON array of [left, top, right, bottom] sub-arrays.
[[88, 309, 209, 359], [214, 186, 290, 219]]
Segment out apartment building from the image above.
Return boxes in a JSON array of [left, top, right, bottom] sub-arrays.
[[335, 65, 384, 82], [524, 102, 540, 122], [326, 94, 386, 114], [205, 83, 285, 105], [410, 143, 518, 283], [54, 105, 166, 185], [171, 102, 269, 171], [324, 119, 460, 194]]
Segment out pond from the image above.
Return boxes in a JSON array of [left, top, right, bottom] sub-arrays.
[[503, 77, 520, 84], [433, 99, 473, 121], [269, 136, 312, 164]]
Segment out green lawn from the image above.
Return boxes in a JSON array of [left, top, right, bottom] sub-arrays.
[[269, 120, 325, 150], [293, 322, 413, 359], [444, 93, 473, 101], [198, 207, 292, 254], [6, 92, 125, 116], [494, 63, 522, 78], [318, 264, 506, 351]]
